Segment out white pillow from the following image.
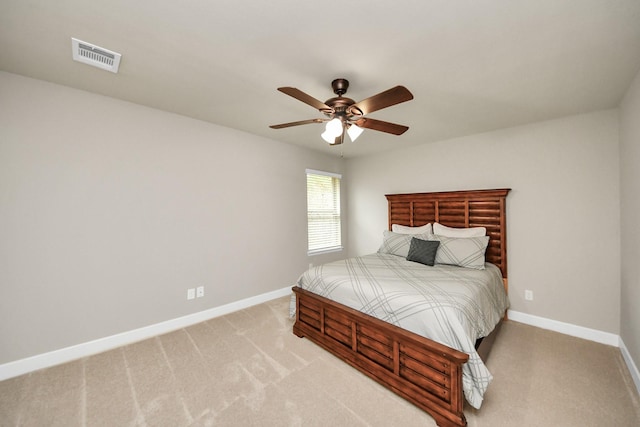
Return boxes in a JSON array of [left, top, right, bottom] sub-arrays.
[[433, 222, 486, 238], [391, 223, 433, 235]]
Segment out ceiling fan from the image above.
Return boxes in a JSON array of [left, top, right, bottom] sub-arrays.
[[269, 78, 414, 145]]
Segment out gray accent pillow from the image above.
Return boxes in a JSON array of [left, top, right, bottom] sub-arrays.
[[406, 238, 440, 266], [377, 230, 431, 258], [428, 234, 490, 270]]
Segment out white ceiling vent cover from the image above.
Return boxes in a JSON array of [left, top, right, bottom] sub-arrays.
[[71, 38, 121, 73]]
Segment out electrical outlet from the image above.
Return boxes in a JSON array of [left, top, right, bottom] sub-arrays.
[[196, 286, 204, 298], [525, 290, 534, 301], [187, 288, 195, 300]]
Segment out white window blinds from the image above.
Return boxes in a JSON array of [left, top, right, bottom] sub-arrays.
[[306, 169, 342, 255]]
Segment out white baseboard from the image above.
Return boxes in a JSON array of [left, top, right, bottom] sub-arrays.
[[507, 310, 620, 346], [0, 286, 293, 382], [619, 338, 640, 396]]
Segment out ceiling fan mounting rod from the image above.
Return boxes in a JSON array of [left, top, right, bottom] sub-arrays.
[[327, 79, 365, 121]]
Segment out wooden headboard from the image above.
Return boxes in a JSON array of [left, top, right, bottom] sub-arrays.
[[386, 188, 511, 279]]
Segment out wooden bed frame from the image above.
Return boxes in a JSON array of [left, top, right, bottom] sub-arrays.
[[292, 188, 510, 427]]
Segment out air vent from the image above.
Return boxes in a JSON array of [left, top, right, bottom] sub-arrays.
[[71, 38, 121, 73]]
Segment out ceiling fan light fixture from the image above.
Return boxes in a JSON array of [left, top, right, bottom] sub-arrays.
[[321, 130, 335, 143], [325, 118, 343, 137], [347, 124, 364, 142], [322, 117, 344, 143]]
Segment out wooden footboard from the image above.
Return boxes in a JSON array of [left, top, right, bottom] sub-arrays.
[[293, 286, 469, 427]]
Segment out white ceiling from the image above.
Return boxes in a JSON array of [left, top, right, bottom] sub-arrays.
[[2, 0, 640, 158]]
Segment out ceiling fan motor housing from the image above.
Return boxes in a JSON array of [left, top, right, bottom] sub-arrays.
[[324, 98, 356, 119]]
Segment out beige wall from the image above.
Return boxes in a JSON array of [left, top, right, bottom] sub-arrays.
[[346, 110, 621, 334], [0, 72, 345, 364], [620, 69, 640, 369], [1, 68, 635, 374]]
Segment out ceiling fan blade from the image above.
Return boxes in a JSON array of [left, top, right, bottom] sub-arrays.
[[270, 118, 326, 129], [277, 87, 332, 111], [354, 118, 409, 135], [351, 86, 413, 115]]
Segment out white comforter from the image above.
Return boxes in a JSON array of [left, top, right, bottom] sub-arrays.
[[290, 253, 509, 409]]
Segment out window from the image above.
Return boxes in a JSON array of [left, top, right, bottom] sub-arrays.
[[306, 169, 342, 255]]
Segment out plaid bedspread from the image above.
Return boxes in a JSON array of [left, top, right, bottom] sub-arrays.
[[290, 253, 509, 409]]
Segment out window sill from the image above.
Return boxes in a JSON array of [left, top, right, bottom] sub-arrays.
[[307, 246, 343, 256]]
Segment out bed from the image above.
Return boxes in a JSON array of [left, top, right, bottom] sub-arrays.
[[291, 188, 510, 427]]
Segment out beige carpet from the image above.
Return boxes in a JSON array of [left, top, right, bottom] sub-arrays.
[[1, 296, 639, 426]]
